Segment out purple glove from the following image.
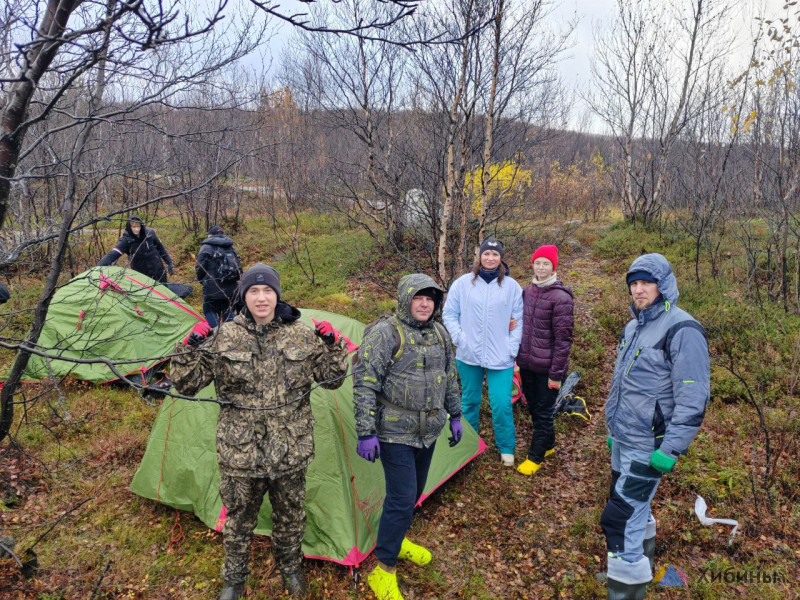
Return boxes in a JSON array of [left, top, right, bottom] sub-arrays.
[[449, 418, 463, 446], [357, 436, 380, 462]]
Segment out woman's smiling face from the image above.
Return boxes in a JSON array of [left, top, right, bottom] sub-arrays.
[[480, 249, 502, 270]]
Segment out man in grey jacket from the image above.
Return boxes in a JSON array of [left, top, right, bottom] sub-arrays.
[[602, 253, 710, 600]]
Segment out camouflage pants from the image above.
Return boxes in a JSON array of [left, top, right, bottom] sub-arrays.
[[218, 468, 307, 585]]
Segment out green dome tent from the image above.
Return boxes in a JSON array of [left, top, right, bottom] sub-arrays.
[[21, 266, 202, 384], [15, 269, 485, 566], [130, 308, 486, 566]]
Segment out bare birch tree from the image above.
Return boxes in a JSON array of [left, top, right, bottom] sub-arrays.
[[0, 0, 266, 442], [474, 0, 571, 246], [590, 0, 731, 226], [284, 0, 412, 252]]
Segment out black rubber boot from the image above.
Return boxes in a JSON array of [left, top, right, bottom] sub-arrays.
[[607, 578, 646, 600], [643, 536, 655, 571], [281, 571, 308, 597], [218, 582, 245, 600]]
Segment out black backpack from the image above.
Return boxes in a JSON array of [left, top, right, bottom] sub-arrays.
[[209, 246, 241, 283]]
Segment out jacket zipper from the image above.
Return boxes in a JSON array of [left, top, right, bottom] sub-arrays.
[[480, 279, 491, 365], [611, 331, 638, 433], [625, 347, 642, 377]]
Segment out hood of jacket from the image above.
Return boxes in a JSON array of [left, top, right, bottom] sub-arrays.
[[201, 234, 234, 248], [124, 216, 146, 242], [396, 273, 443, 329], [626, 253, 679, 305], [236, 300, 300, 327], [273, 300, 300, 323]]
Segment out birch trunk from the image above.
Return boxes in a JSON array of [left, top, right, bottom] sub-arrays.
[[0, 0, 112, 442], [438, 0, 474, 284], [478, 0, 503, 247]]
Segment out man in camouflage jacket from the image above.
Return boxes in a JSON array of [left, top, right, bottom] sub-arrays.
[[171, 264, 349, 600], [353, 273, 462, 600]]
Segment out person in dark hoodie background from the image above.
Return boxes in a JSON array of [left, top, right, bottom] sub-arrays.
[[195, 225, 242, 327], [515, 244, 574, 477], [98, 215, 174, 283], [170, 264, 349, 600]]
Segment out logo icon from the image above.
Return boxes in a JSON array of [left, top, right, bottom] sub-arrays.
[[654, 564, 689, 587]]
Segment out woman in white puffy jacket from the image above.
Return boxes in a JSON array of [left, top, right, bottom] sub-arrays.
[[442, 237, 523, 466]]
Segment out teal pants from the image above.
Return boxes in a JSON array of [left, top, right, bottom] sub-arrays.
[[456, 360, 516, 454]]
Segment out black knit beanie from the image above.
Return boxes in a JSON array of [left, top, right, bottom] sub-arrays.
[[626, 270, 658, 287], [414, 287, 443, 312], [239, 263, 281, 300], [479, 237, 505, 257]]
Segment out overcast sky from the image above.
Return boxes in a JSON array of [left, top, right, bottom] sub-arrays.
[[257, 0, 793, 133], [549, 0, 791, 131]]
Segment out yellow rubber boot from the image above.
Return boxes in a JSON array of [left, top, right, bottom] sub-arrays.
[[516, 459, 542, 476], [545, 448, 555, 458], [398, 537, 432, 566], [367, 565, 404, 600]]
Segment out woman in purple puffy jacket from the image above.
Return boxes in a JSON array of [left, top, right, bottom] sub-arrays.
[[516, 245, 574, 476]]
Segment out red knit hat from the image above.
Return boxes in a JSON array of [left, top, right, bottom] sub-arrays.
[[531, 245, 558, 270]]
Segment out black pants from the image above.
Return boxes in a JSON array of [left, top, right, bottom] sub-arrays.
[[519, 369, 558, 463], [203, 297, 234, 328], [375, 441, 436, 567]]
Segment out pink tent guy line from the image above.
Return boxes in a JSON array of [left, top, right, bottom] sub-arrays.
[[211, 437, 488, 566]]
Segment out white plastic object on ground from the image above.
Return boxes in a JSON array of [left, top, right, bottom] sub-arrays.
[[694, 495, 740, 545]]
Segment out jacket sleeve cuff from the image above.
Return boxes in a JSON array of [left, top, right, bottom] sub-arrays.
[[323, 335, 348, 354], [658, 441, 683, 459], [451, 330, 463, 348], [356, 424, 376, 437]]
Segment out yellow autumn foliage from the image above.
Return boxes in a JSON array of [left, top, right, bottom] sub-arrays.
[[464, 161, 532, 217]]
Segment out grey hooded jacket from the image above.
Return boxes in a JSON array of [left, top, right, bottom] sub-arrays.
[[353, 273, 462, 448], [605, 253, 710, 458]]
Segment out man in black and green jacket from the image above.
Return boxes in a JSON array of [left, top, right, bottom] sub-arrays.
[[353, 273, 462, 600]]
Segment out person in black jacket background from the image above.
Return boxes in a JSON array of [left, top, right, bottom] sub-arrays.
[[195, 225, 242, 327], [98, 215, 174, 283]]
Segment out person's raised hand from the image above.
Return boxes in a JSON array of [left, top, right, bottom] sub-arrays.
[[312, 318, 339, 345], [184, 320, 211, 346]]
